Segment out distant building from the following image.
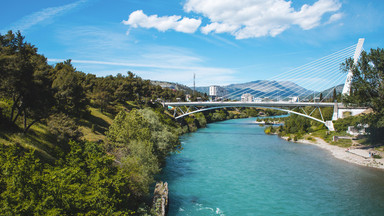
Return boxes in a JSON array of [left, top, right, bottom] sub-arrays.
[[185, 94, 191, 102], [209, 85, 226, 100], [289, 96, 299, 102], [241, 93, 253, 102], [262, 97, 271, 102], [254, 97, 262, 102], [347, 124, 369, 136]]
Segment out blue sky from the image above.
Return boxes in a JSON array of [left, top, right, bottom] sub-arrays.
[[1, 0, 383, 88]]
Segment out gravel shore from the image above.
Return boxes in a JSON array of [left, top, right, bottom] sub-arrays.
[[294, 137, 384, 169]]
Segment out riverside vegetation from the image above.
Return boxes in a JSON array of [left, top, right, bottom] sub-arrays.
[[0, 31, 281, 215], [264, 47, 384, 149], [0, 31, 189, 215]]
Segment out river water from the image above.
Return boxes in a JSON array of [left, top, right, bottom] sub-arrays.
[[160, 118, 384, 216]]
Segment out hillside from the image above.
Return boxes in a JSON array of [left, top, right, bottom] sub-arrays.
[[196, 80, 314, 99], [151, 80, 195, 94], [319, 84, 344, 98]]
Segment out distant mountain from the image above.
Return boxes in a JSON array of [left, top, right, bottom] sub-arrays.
[[194, 86, 209, 94], [151, 80, 345, 101], [317, 84, 344, 99], [196, 80, 314, 100], [151, 80, 194, 94]]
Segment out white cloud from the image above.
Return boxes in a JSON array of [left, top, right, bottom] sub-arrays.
[[1, 0, 88, 33], [48, 58, 232, 73], [325, 13, 343, 24], [122, 10, 201, 33], [184, 0, 342, 39], [48, 58, 236, 86], [292, 0, 341, 29]]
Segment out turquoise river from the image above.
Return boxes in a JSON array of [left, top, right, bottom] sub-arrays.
[[159, 118, 384, 216]]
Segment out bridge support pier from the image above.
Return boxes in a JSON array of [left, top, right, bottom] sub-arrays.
[[332, 102, 339, 121]]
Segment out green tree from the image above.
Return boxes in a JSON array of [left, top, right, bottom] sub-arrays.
[[342, 48, 384, 142], [0, 142, 134, 215], [283, 113, 311, 134], [106, 110, 159, 197], [47, 113, 82, 150], [0, 31, 54, 132], [139, 108, 181, 162], [333, 88, 337, 102], [51, 60, 88, 116]]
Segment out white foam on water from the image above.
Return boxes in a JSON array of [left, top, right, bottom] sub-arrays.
[[216, 207, 225, 216], [194, 203, 225, 215]]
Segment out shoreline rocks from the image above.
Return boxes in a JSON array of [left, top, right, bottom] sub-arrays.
[[152, 181, 169, 216]]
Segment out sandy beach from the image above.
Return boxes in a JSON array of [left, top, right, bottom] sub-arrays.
[[294, 137, 384, 170]]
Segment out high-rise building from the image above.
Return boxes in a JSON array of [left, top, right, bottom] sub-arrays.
[[209, 85, 226, 100]]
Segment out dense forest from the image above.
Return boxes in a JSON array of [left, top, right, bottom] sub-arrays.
[[0, 31, 283, 215]]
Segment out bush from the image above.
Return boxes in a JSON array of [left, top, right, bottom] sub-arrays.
[[194, 113, 207, 128], [280, 131, 286, 137], [47, 113, 82, 150], [264, 126, 276, 134], [264, 127, 272, 134], [333, 116, 361, 132]]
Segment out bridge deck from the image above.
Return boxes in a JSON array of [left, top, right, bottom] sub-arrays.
[[165, 101, 341, 108]]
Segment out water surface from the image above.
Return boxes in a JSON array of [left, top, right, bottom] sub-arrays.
[[160, 118, 384, 215]]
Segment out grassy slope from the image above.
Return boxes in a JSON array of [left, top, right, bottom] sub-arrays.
[[79, 107, 114, 142], [0, 123, 56, 160], [0, 106, 116, 160]]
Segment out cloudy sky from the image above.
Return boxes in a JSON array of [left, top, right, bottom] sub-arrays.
[[1, 0, 383, 87]]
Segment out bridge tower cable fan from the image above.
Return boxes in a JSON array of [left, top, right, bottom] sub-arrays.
[[165, 39, 366, 131]]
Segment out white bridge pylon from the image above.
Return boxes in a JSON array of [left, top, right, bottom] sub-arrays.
[[164, 101, 341, 131]]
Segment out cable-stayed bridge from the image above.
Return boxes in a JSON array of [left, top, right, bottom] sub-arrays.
[[164, 39, 367, 131]]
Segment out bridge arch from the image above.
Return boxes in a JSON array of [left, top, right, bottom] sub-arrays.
[[174, 105, 326, 124]]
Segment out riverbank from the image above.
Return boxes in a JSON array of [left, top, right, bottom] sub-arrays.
[[287, 136, 384, 169]]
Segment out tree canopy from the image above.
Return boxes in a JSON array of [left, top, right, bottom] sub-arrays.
[[342, 48, 384, 142], [0, 31, 54, 132]]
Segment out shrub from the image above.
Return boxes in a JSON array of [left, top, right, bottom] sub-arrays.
[[280, 131, 286, 137], [264, 127, 272, 134], [47, 113, 82, 150]]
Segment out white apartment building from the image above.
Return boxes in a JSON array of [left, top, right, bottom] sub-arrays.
[[209, 85, 226, 100], [241, 93, 254, 102]]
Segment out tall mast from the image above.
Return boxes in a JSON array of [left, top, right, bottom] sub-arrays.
[[342, 38, 365, 95], [193, 73, 195, 96]]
